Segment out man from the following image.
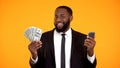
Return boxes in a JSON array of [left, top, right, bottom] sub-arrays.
[[28, 6, 97, 68]]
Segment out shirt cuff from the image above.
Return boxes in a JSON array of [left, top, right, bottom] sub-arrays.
[[87, 53, 95, 64], [30, 56, 38, 64]]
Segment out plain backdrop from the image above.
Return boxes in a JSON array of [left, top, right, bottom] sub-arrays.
[[0, 0, 120, 68]]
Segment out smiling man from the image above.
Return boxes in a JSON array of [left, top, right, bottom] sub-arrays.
[[28, 6, 97, 68]]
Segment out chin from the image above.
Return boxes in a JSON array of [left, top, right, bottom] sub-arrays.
[[56, 28, 65, 32]]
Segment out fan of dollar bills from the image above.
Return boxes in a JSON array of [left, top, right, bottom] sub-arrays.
[[24, 26, 42, 42]]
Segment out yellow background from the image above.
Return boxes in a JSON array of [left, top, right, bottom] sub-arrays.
[[0, 0, 120, 68]]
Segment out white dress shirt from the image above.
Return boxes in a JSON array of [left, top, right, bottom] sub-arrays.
[[31, 28, 95, 68], [54, 28, 72, 68]]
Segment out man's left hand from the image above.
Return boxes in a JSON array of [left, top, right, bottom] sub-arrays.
[[84, 36, 96, 57]]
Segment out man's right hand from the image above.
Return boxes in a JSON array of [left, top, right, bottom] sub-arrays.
[[28, 41, 42, 60]]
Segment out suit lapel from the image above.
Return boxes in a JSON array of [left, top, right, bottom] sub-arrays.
[[50, 30, 55, 61], [70, 29, 76, 59], [48, 29, 56, 68], [70, 29, 78, 68]]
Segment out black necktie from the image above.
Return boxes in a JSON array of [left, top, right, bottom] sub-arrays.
[[61, 34, 65, 68]]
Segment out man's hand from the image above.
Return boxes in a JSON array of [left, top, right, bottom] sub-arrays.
[[84, 36, 96, 57], [28, 41, 42, 60]]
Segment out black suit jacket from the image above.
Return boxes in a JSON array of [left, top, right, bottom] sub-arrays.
[[30, 29, 97, 68]]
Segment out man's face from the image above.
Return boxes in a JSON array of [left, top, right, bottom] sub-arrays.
[[54, 8, 72, 32]]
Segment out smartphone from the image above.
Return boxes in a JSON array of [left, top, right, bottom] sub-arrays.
[[88, 32, 95, 38]]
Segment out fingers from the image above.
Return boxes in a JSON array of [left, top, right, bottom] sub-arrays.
[[28, 41, 42, 52], [30, 41, 42, 47], [32, 41, 42, 48], [84, 36, 96, 50], [28, 41, 42, 59]]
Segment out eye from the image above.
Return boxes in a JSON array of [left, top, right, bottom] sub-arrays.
[[55, 15, 58, 18], [61, 15, 65, 18]]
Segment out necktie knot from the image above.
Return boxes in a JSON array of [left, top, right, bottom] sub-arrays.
[[61, 34, 65, 36]]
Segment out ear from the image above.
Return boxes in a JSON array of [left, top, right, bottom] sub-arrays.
[[70, 16, 73, 21]]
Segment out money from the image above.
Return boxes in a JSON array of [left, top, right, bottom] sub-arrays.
[[24, 26, 42, 42]]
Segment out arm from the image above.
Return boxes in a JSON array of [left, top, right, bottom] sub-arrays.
[[28, 41, 42, 68], [84, 36, 97, 68], [87, 53, 95, 64], [84, 55, 97, 68]]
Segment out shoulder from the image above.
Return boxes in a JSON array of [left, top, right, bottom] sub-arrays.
[[72, 29, 87, 38], [42, 29, 54, 36], [40, 29, 54, 41]]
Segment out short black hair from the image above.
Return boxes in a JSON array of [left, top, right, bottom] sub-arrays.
[[56, 6, 73, 16]]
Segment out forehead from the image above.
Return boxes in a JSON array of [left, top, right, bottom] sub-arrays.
[[55, 8, 69, 15]]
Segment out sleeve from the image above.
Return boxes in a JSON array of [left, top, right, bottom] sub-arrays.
[[84, 53, 97, 68], [87, 53, 95, 64], [30, 56, 38, 64], [29, 32, 47, 68]]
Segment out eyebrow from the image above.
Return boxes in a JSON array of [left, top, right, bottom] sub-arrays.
[[55, 13, 65, 16]]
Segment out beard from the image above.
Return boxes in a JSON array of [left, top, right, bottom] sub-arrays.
[[55, 19, 70, 32]]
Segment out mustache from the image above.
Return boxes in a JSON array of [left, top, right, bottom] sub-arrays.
[[56, 21, 64, 24]]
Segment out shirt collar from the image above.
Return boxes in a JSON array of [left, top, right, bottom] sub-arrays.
[[54, 28, 72, 37]]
